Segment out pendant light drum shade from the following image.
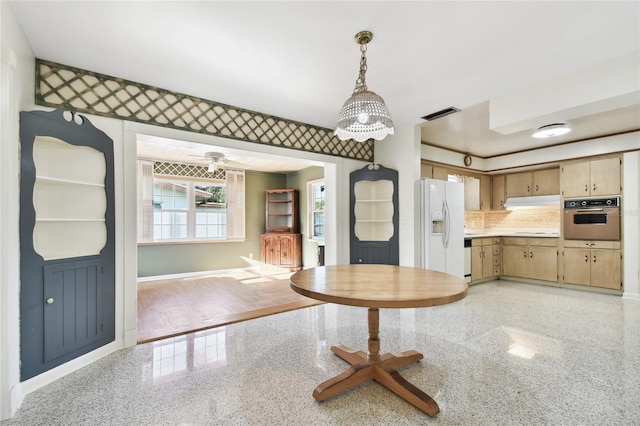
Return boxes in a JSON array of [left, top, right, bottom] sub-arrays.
[[335, 31, 394, 142], [335, 90, 395, 142]]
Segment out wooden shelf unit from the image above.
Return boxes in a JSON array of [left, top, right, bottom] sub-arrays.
[[265, 189, 299, 233], [262, 189, 302, 270]]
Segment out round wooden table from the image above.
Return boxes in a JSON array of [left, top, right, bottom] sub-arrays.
[[290, 264, 468, 416]]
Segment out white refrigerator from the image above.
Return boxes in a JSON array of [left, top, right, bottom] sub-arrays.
[[419, 178, 464, 279]]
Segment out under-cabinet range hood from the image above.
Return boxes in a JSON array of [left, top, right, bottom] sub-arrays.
[[504, 194, 561, 209]]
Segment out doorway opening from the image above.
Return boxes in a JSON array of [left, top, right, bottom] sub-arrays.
[[134, 133, 331, 342]]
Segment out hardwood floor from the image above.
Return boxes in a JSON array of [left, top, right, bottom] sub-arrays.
[[137, 266, 323, 343]]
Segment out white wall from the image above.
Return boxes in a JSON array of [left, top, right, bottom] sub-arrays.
[[375, 125, 421, 266], [623, 151, 640, 300], [1, 1, 36, 418]]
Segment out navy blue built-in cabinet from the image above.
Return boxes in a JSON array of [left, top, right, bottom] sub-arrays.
[[349, 164, 399, 265], [19, 110, 115, 380]]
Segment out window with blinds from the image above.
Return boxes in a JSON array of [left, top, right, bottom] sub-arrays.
[[137, 160, 245, 242]]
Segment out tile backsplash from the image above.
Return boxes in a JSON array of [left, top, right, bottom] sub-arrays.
[[464, 207, 560, 231]]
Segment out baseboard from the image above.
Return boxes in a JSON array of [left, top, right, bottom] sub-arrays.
[[137, 267, 253, 282], [19, 340, 122, 397], [499, 275, 624, 296], [622, 292, 640, 301]]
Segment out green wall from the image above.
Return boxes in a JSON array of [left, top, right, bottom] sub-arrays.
[[137, 171, 286, 277], [286, 166, 325, 268]]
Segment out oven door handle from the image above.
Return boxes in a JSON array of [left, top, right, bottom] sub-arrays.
[[575, 208, 604, 212]]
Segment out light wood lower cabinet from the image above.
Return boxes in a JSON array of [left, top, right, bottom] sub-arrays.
[[562, 240, 621, 290], [471, 238, 500, 282], [260, 233, 302, 271], [502, 244, 528, 277], [502, 238, 558, 282]]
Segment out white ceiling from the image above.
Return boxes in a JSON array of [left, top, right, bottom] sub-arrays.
[[10, 1, 640, 170]]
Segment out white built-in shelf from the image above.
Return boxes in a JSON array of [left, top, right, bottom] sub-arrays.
[[35, 175, 105, 187], [36, 218, 106, 222], [33, 136, 108, 260]]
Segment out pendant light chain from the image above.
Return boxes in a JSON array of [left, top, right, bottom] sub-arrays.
[[354, 44, 368, 93]]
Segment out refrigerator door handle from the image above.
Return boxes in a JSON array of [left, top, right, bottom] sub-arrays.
[[444, 199, 451, 249], [441, 201, 446, 247]]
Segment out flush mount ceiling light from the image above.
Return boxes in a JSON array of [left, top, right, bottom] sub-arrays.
[[335, 31, 394, 142], [532, 123, 571, 139]]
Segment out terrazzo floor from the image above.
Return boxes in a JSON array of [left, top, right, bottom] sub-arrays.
[[3, 281, 639, 425]]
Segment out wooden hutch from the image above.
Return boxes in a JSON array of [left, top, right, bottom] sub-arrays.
[[260, 189, 302, 271]]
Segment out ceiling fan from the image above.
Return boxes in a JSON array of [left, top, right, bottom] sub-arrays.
[[203, 151, 229, 172]]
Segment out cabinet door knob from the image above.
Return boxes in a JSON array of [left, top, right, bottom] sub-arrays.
[[535, 184, 539, 192], [523, 250, 527, 258], [46, 297, 54, 305], [585, 184, 588, 192], [593, 255, 597, 263], [584, 255, 589, 262], [593, 183, 597, 192], [527, 185, 530, 193], [530, 251, 533, 258]]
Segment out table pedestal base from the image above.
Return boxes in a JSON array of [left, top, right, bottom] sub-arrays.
[[312, 308, 440, 416]]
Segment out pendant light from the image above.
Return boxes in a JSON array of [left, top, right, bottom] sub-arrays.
[[335, 31, 394, 142]]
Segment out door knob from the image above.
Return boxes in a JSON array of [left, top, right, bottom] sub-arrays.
[[584, 255, 588, 262], [46, 297, 54, 304], [593, 255, 597, 263]]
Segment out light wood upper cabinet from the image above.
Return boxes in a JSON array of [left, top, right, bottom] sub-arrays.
[[480, 175, 491, 211], [590, 157, 621, 196], [506, 172, 532, 197], [492, 175, 506, 210], [506, 168, 560, 198], [433, 166, 449, 181], [561, 162, 590, 197], [561, 157, 621, 197], [532, 168, 560, 195], [464, 176, 480, 211], [420, 164, 433, 179]]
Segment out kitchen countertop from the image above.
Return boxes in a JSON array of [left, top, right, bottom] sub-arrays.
[[464, 231, 559, 238]]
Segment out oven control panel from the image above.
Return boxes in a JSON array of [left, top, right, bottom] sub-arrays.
[[564, 197, 619, 209]]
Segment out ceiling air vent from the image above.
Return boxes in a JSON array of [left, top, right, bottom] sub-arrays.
[[421, 106, 460, 121]]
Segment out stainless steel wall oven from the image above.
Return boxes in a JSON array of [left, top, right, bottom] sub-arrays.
[[563, 197, 620, 241]]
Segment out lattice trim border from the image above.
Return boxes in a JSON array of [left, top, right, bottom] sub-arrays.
[[153, 161, 226, 181], [35, 59, 373, 162]]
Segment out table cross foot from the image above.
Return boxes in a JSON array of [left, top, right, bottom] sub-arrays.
[[315, 344, 437, 416]]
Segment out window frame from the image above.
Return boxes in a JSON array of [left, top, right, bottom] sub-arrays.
[[152, 176, 228, 242], [137, 159, 246, 245], [307, 178, 325, 242]]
